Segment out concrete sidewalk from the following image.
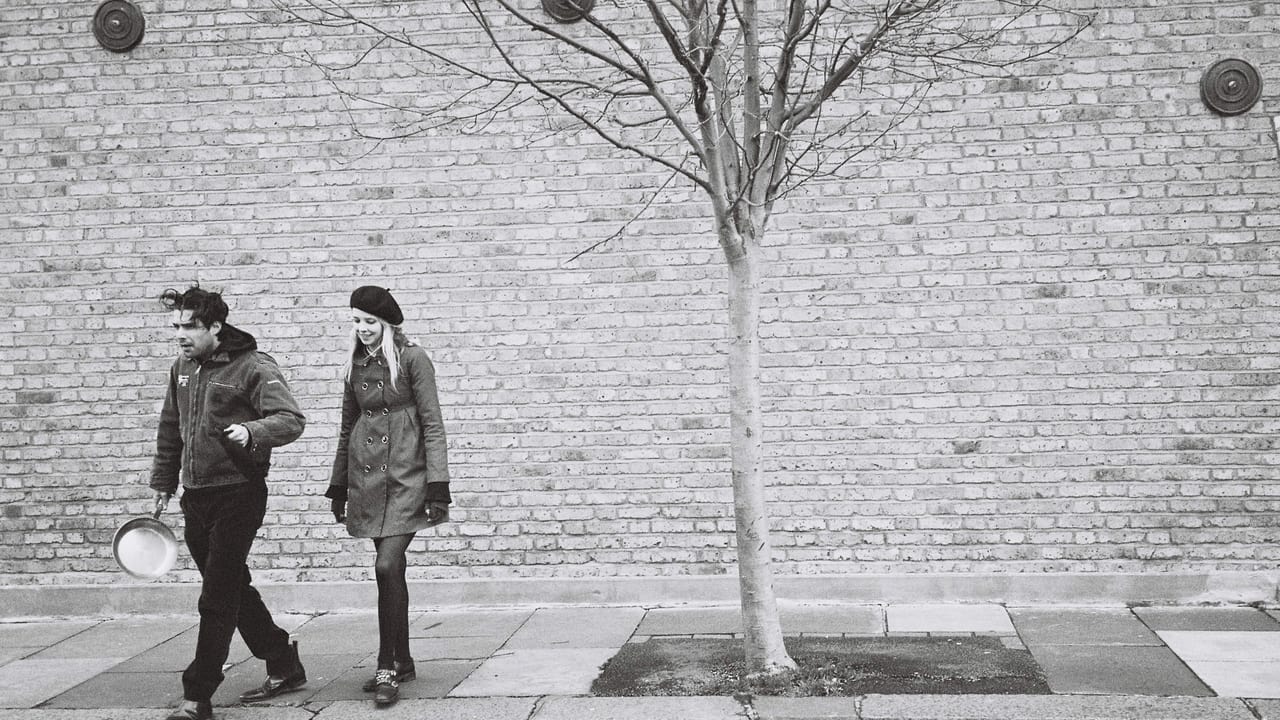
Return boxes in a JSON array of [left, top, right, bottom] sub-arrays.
[[1, 602, 1278, 719]]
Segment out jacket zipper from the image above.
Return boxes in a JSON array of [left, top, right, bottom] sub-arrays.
[[187, 364, 202, 485]]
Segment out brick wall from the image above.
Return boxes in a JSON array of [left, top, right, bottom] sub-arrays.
[[2, 0, 1278, 588]]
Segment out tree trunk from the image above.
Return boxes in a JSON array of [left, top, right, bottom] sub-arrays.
[[724, 233, 797, 676]]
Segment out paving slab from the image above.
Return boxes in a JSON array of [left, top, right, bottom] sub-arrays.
[[448, 647, 618, 696], [0, 646, 38, 666], [288, 613, 384, 654], [310, 658, 480, 701], [272, 614, 316, 634], [1135, 606, 1280, 632], [1027, 645, 1212, 696], [1157, 630, 1280, 661], [1009, 608, 1160, 646], [0, 619, 99, 649], [312, 697, 537, 720], [299, 611, 381, 632], [110, 624, 254, 672], [1182, 661, 1280, 699], [1253, 699, 1280, 719], [45, 668, 183, 708], [409, 633, 508, 660], [3, 710, 313, 720], [781, 603, 884, 635], [413, 609, 533, 638], [45, 667, 182, 708], [502, 606, 643, 649], [886, 605, 1015, 634], [63, 613, 309, 672], [754, 696, 864, 718], [0, 657, 130, 708], [532, 696, 744, 720], [635, 606, 742, 636], [860, 694, 1256, 719], [28, 616, 189, 660], [0, 713, 159, 720], [999, 636, 1026, 650], [219, 710, 316, 720]]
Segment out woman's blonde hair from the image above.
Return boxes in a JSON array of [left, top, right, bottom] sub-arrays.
[[344, 320, 412, 390]]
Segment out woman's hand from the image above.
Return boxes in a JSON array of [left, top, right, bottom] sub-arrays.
[[427, 501, 449, 525], [331, 498, 346, 523]]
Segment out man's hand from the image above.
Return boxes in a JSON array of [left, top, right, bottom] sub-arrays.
[[153, 491, 172, 513], [331, 498, 346, 523], [223, 424, 250, 448]]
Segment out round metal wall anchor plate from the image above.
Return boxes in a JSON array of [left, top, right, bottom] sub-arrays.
[[542, 0, 595, 23], [93, 0, 145, 53], [1200, 58, 1262, 116]]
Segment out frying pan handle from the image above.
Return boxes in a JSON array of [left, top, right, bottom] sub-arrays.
[[153, 496, 166, 520]]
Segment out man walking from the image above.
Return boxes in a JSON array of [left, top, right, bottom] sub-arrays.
[[150, 286, 307, 720]]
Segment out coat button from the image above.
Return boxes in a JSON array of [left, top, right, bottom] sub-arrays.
[[365, 410, 372, 418], [377, 381, 384, 388], [366, 437, 374, 445], [382, 408, 389, 415], [361, 382, 368, 390], [380, 464, 387, 471], [363, 465, 371, 472], [382, 436, 388, 444]]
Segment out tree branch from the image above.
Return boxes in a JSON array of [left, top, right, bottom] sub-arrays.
[[563, 165, 686, 265], [468, 0, 712, 191]]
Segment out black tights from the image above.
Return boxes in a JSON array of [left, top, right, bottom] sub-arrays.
[[373, 533, 415, 670]]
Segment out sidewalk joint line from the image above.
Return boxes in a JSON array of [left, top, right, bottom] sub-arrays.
[[527, 694, 549, 720]]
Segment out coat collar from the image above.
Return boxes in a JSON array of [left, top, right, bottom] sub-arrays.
[[353, 347, 384, 367]]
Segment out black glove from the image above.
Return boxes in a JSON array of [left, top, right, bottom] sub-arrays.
[[426, 501, 449, 526], [331, 498, 346, 523]]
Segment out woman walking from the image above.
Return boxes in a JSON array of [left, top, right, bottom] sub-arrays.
[[326, 285, 450, 707]]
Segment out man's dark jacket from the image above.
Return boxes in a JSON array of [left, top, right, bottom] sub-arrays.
[[150, 324, 305, 493]]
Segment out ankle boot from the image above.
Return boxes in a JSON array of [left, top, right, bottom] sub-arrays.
[[373, 668, 399, 706], [362, 659, 415, 691]]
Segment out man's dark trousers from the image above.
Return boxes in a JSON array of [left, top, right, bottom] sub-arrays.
[[179, 481, 292, 703]]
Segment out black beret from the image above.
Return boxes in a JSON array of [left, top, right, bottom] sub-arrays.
[[350, 285, 403, 326]]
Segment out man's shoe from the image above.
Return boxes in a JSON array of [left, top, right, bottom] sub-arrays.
[[238, 670, 306, 703], [373, 669, 399, 706], [165, 699, 213, 720], [238, 642, 307, 703], [361, 660, 415, 692]]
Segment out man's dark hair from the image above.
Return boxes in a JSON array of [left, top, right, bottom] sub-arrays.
[[160, 285, 229, 328]]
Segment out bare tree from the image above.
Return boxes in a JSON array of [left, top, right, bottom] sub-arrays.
[[272, 0, 1088, 675]]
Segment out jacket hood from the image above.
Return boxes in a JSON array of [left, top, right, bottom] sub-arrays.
[[213, 323, 258, 358]]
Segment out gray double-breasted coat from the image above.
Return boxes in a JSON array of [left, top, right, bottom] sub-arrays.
[[327, 343, 450, 538]]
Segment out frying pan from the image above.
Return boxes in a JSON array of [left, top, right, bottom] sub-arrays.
[[113, 497, 178, 579]]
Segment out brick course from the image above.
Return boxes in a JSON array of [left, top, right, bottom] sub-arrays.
[[1, 0, 1278, 588]]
